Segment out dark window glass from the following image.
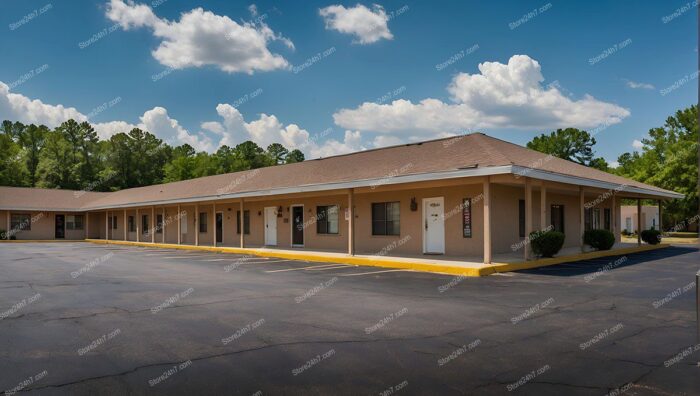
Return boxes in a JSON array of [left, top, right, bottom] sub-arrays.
[[592, 208, 601, 229], [199, 212, 207, 233], [142, 215, 149, 234], [236, 210, 250, 234], [372, 202, 400, 236], [10, 214, 31, 231], [518, 199, 525, 238], [156, 214, 163, 234], [316, 205, 339, 234], [584, 208, 592, 231], [604, 208, 611, 231], [67, 215, 84, 230], [551, 205, 564, 233], [128, 216, 135, 232], [112, 216, 118, 230]]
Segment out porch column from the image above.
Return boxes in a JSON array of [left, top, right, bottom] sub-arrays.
[[240, 199, 245, 248], [611, 193, 617, 241], [524, 178, 533, 260], [637, 199, 642, 245], [136, 208, 140, 242], [657, 200, 663, 231], [195, 203, 199, 246], [213, 203, 217, 247], [540, 183, 547, 231], [123, 209, 127, 241], [86, 212, 90, 239], [150, 206, 155, 243], [105, 211, 109, 241], [177, 205, 181, 245], [162, 207, 166, 243], [483, 177, 492, 264], [348, 189, 355, 255], [579, 187, 585, 252]]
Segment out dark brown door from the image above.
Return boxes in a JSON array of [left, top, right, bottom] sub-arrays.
[[55, 215, 65, 239], [292, 206, 304, 246], [216, 213, 223, 244]]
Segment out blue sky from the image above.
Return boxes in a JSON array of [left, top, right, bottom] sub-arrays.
[[0, 0, 696, 164]]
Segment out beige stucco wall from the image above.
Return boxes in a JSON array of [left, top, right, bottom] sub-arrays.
[[2, 210, 87, 240], [0, 177, 624, 259]]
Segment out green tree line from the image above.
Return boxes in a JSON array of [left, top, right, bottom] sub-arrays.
[[527, 105, 698, 229], [0, 119, 305, 191]]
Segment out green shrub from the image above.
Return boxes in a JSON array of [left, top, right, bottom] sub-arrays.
[[0, 229, 5, 240], [584, 229, 615, 250], [641, 229, 661, 245], [530, 231, 565, 258], [621, 229, 630, 236]]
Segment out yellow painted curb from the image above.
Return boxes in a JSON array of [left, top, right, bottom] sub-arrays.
[[83, 239, 670, 277], [0, 239, 83, 243], [483, 243, 671, 275], [85, 239, 486, 276]]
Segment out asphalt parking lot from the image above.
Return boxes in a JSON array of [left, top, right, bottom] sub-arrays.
[[0, 242, 699, 395]]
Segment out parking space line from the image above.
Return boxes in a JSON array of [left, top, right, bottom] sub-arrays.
[[234, 259, 296, 265], [340, 269, 414, 276], [305, 265, 354, 271], [265, 264, 345, 273]]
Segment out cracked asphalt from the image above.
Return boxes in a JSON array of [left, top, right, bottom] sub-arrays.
[[0, 242, 699, 395]]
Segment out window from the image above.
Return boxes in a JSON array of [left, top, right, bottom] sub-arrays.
[[551, 205, 564, 233], [604, 208, 611, 231], [372, 202, 400, 236], [236, 210, 250, 234], [316, 205, 339, 234], [592, 208, 601, 229], [10, 214, 31, 231], [156, 214, 163, 234], [518, 199, 525, 238], [128, 216, 135, 232], [462, 198, 472, 238], [112, 216, 118, 230], [181, 213, 187, 234], [66, 215, 84, 230], [584, 208, 592, 231], [199, 212, 208, 233], [142, 215, 149, 234]]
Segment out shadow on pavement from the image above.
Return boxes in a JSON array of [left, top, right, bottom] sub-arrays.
[[516, 246, 699, 277]]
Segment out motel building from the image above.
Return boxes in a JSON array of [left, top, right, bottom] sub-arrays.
[[0, 134, 683, 267]]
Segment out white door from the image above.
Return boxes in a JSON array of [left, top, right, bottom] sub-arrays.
[[423, 197, 445, 254], [264, 207, 277, 246]]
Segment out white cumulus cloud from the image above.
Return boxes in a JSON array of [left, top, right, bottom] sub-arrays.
[[625, 80, 654, 90], [632, 139, 644, 150], [0, 81, 87, 127], [204, 103, 365, 158], [106, 0, 293, 74], [319, 4, 393, 44], [333, 55, 631, 136]]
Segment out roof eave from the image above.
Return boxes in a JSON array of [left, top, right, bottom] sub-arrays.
[[512, 166, 684, 200]]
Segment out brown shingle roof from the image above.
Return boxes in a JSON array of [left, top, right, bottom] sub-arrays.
[[0, 133, 681, 211]]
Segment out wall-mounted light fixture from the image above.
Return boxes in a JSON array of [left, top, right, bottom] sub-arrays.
[[410, 198, 418, 211]]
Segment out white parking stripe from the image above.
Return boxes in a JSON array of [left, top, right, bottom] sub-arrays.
[[305, 265, 354, 271], [233, 259, 292, 265], [340, 269, 413, 276], [265, 264, 344, 273], [201, 258, 228, 262]]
